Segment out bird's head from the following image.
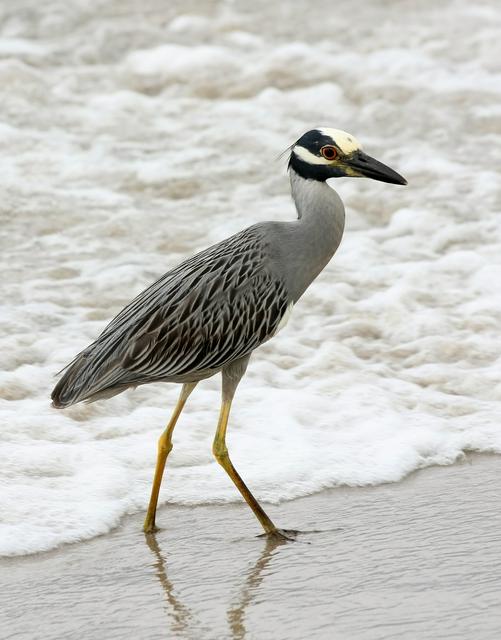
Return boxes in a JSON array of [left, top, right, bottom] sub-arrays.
[[288, 128, 407, 185]]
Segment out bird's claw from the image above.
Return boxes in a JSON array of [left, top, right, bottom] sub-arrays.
[[259, 528, 299, 543]]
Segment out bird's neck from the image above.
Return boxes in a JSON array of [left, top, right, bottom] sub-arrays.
[[290, 170, 337, 218], [285, 170, 346, 301]]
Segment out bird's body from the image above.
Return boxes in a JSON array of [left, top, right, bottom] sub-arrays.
[[52, 128, 406, 539], [52, 174, 345, 407]]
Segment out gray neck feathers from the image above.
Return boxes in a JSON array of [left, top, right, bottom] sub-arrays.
[[281, 170, 346, 301]]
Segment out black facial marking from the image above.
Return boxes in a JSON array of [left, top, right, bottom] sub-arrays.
[[288, 155, 345, 181], [288, 129, 344, 181], [294, 129, 337, 152]]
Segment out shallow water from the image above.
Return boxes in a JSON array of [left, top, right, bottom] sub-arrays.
[[2, 456, 501, 640], [1, 0, 501, 556]]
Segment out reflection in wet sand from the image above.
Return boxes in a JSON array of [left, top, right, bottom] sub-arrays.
[[145, 533, 193, 636], [145, 533, 287, 639], [228, 535, 288, 640]]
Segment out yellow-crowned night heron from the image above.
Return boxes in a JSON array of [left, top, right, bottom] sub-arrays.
[[52, 128, 406, 540]]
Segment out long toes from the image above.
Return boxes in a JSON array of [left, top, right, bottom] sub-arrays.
[[258, 528, 299, 542]]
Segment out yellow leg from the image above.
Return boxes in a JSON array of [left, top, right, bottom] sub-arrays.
[[212, 398, 278, 535], [144, 382, 197, 533]]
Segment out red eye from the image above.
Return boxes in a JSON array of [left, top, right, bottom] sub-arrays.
[[321, 145, 338, 160]]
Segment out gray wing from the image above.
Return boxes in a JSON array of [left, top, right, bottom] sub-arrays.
[[52, 224, 289, 407]]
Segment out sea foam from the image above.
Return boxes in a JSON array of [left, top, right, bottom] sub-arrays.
[[1, 0, 500, 556]]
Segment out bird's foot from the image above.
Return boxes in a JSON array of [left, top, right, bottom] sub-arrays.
[[143, 520, 159, 534], [259, 528, 299, 542]]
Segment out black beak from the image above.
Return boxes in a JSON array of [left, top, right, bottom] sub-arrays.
[[346, 150, 407, 185]]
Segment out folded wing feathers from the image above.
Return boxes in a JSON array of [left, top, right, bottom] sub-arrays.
[[51, 225, 289, 407]]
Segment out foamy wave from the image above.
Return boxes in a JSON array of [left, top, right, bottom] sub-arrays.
[[1, 0, 500, 556]]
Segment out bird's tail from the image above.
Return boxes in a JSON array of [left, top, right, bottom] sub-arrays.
[[51, 353, 94, 408], [51, 349, 127, 408]]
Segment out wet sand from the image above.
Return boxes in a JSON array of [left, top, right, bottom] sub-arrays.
[[2, 454, 501, 640]]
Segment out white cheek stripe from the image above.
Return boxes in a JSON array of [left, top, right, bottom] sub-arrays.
[[294, 129, 362, 164], [293, 145, 330, 166], [274, 303, 294, 336]]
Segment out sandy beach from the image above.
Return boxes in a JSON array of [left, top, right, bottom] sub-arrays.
[[2, 454, 500, 640], [2, 0, 501, 557], [2, 1, 501, 638]]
